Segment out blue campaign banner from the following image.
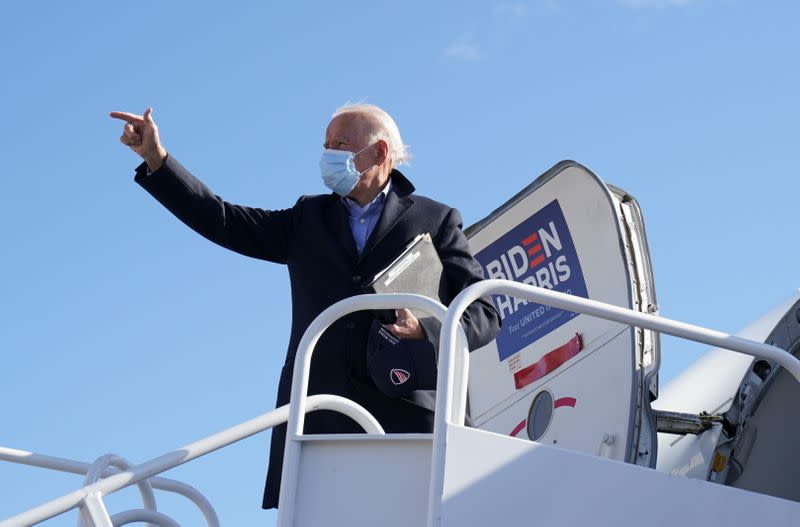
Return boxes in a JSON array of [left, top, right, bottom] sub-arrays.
[[474, 199, 589, 361]]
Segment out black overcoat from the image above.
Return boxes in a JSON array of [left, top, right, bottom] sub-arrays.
[[134, 156, 500, 509]]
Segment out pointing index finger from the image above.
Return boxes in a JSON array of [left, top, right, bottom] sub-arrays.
[[109, 111, 144, 123]]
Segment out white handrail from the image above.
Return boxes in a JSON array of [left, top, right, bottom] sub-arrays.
[[14, 281, 796, 527], [1, 394, 381, 527], [277, 292, 468, 527], [426, 279, 800, 527], [0, 447, 219, 527]]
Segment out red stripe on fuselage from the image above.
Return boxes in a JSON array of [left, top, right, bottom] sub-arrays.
[[510, 420, 527, 437], [554, 397, 577, 409], [513, 334, 583, 390]]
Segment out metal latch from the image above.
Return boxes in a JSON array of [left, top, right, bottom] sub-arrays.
[[654, 410, 722, 435]]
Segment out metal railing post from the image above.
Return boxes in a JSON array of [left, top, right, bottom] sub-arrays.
[[276, 293, 463, 527], [78, 493, 112, 527]]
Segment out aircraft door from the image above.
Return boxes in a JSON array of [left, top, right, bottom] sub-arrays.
[[465, 161, 659, 467]]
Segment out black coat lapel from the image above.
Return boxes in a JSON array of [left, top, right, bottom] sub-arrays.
[[360, 190, 413, 259], [324, 196, 358, 261]]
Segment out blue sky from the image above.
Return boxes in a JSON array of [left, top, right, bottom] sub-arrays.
[[1, 1, 798, 525]]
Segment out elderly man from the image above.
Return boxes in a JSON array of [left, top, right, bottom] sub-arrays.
[[110, 103, 500, 509]]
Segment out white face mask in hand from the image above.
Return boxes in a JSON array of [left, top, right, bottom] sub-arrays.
[[319, 144, 372, 196]]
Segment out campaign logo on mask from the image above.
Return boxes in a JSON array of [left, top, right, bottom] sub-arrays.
[[474, 199, 588, 361]]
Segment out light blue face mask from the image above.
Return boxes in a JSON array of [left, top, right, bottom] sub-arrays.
[[319, 144, 372, 196]]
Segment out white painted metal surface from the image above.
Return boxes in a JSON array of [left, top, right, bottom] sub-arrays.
[[78, 493, 112, 527], [476, 329, 637, 458], [438, 424, 799, 526], [293, 435, 432, 526]]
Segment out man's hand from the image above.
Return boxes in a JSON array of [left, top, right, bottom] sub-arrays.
[[109, 108, 167, 171], [383, 308, 426, 340]]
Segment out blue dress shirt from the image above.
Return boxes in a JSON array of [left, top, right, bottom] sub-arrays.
[[341, 179, 392, 255]]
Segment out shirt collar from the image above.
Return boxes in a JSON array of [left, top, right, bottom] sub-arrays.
[[341, 178, 392, 214]]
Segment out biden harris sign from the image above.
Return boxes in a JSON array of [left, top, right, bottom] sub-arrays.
[[475, 199, 588, 361]]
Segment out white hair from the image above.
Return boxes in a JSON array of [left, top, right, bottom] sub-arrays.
[[331, 103, 411, 167]]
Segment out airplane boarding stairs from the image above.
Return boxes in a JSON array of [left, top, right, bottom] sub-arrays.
[[4, 283, 800, 526]]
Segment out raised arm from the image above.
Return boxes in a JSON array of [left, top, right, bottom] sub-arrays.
[[111, 108, 297, 264]]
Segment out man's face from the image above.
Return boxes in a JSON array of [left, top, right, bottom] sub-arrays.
[[323, 114, 385, 197]]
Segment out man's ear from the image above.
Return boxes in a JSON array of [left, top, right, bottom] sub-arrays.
[[376, 139, 389, 166]]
